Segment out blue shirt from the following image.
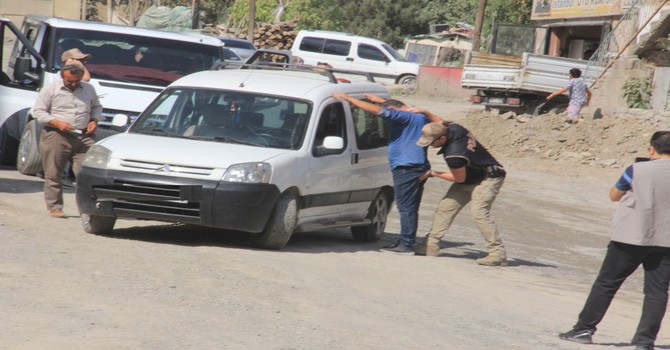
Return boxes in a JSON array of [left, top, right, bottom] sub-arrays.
[[615, 165, 634, 191], [378, 108, 428, 169]]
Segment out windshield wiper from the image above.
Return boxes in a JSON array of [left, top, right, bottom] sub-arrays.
[[212, 136, 261, 147], [124, 74, 173, 84], [137, 127, 179, 136]]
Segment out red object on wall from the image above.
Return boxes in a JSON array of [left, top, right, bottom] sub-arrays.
[[415, 66, 472, 98]]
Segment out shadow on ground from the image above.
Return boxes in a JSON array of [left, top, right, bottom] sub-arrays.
[[88, 223, 557, 268]]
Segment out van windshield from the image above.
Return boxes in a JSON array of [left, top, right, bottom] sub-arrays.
[[130, 88, 312, 150], [53, 29, 222, 86], [382, 44, 407, 62]]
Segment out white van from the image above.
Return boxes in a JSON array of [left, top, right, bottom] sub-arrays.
[[76, 67, 395, 250], [291, 30, 419, 85]]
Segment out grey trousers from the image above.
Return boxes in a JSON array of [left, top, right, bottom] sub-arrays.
[[40, 128, 95, 210], [425, 176, 506, 258]]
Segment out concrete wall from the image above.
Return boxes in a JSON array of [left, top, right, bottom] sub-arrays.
[[0, 0, 84, 24], [651, 67, 670, 111], [414, 66, 472, 98], [587, 55, 654, 114]]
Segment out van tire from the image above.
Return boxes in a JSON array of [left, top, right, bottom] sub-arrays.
[[81, 213, 116, 234], [397, 75, 416, 85], [0, 125, 18, 166], [252, 192, 297, 250], [17, 120, 42, 175], [351, 192, 389, 242]]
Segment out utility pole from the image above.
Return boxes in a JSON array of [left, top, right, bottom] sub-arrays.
[[472, 0, 487, 52], [192, 0, 200, 29], [248, 0, 256, 42]]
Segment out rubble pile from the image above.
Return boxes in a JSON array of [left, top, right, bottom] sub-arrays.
[[459, 109, 670, 168]]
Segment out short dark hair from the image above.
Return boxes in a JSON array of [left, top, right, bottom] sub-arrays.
[[381, 99, 406, 108], [570, 68, 582, 78], [60, 64, 85, 77], [651, 131, 670, 155]]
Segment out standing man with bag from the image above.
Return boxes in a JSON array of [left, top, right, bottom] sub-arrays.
[[559, 131, 670, 350], [415, 120, 508, 266], [33, 64, 103, 218]]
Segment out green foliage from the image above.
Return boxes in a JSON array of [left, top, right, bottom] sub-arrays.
[[229, 0, 295, 24], [284, 0, 342, 30], [622, 78, 652, 109], [110, 0, 535, 49]]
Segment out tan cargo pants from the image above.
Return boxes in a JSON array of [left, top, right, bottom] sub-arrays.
[[425, 176, 506, 258], [40, 128, 95, 210]]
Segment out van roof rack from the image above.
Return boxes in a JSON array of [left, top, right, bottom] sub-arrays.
[[219, 61, 377, 84]]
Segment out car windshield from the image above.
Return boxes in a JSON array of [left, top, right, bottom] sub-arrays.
[[221, 39, 256, 50], [382, 43, 407, 62], [130, 88, 312, 150], [53, 28, 222, 86], [224, 48, 242, 61]]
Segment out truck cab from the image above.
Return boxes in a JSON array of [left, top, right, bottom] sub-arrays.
[[0, 15, 225, 174]]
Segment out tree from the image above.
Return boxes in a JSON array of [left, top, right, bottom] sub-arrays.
[[97, 0, 533, 49]]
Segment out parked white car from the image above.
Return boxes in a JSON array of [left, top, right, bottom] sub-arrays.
[[76, 67, 394, 249], [291, 30, 419, 85]]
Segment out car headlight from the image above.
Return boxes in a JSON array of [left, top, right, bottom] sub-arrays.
[[82, 145, 112, 169], [222, 162, 271, 183]]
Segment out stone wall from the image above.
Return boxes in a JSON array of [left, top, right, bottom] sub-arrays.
[[585, 55, 655, 116]]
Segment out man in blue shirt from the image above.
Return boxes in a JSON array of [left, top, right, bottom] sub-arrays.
[[331, 92, 441, 254]]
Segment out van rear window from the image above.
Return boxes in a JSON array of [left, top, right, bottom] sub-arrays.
[[299, 37, 324, 53], [323, 39, 351, 56], [299, 36, 351, 56]]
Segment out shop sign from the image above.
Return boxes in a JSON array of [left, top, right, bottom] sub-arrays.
[[531, 0, 631, 20]]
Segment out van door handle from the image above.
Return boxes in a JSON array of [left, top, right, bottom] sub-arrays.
[[351, 153, 359, 164], [346, 57, 354, 61]]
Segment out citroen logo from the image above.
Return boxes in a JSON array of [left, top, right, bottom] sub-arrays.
[[155, 164, 172, 174]]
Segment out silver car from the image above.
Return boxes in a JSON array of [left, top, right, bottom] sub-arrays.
[[219, 37, 257, 60]]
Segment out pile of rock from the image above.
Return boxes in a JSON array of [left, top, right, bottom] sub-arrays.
[[460, 108, 670, 168]]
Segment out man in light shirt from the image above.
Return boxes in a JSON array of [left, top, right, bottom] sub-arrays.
[[32, 64, 103, 218]]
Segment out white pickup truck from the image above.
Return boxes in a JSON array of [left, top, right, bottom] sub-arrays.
[[0, 15, 225, 174], [461, 52, 599, 114]]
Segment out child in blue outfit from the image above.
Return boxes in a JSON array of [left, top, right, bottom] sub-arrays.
[[547, 68, 592, 123]]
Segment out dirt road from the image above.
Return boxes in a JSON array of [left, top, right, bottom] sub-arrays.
[[1, 96, 668, 349]]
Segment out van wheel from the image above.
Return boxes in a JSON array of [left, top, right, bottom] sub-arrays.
[[351, 192, 389, 242], [0, 125, 18, 166], [17, 120, 42, 175], [252, 192, 297, 250], [397, 75, 416, 85], [81, 213, 116, 234]]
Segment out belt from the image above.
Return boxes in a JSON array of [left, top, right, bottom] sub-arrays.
[[44, 126, 88, 134], [394, 164, 427, 170]]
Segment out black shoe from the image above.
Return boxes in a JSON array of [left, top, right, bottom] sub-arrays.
[[558, 329, 593, 344], [634, 345, 654, 350], [380, 241, 414, 255], [381, 241, 401, 249]]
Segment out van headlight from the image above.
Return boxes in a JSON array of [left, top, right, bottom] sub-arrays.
[[82, 145, 112, 169], [222, 163, 272, 183]]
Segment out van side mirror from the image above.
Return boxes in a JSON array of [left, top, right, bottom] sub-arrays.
[[315, 136, 344, 156], [13, 56, 40, 83], [112, 114, 129, 127], [323, 136, 344, 149]]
